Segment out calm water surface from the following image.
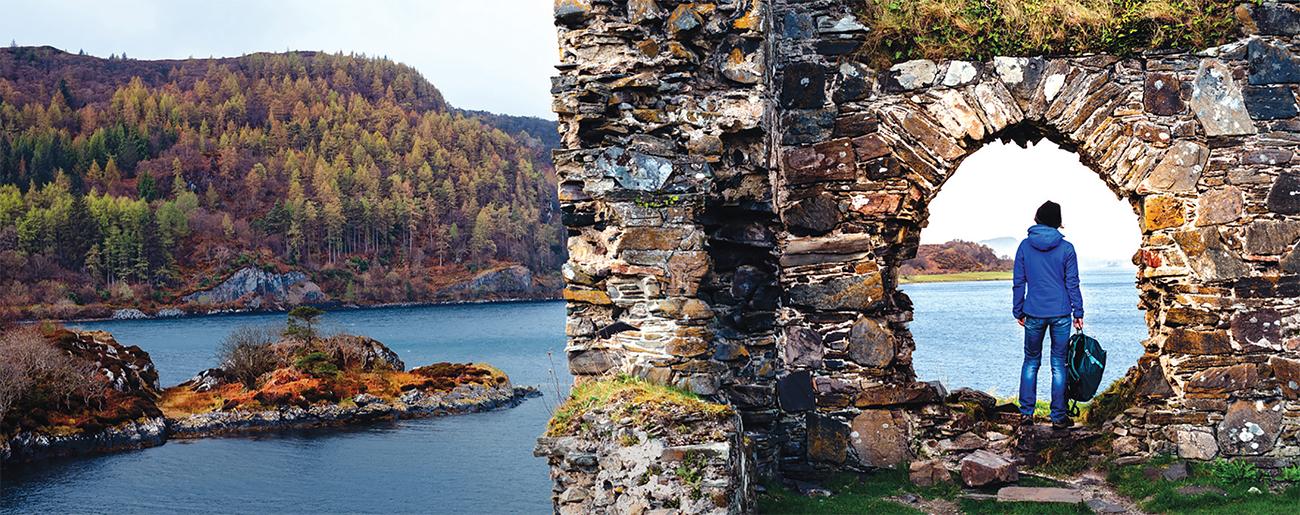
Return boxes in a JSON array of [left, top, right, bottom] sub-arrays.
[[1, 269, 1145, 513], [2, 302, 570, 514], [905, 267, 1146, 400]]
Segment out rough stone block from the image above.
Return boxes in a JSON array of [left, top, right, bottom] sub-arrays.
[[850, 409, 911, 468], [1139, 141, 1206, 193], [1216, 400, 1283, 456], [1246, 2, 1300, 35], [996, 487, 1082, 504], [1191, 60, 1257, 136], [784, 194, 841, 236], [1248, 39, 1300, 85], [782, 327, 824, 369], [1145, 72, 1186, 115], [847, 317, 895, 368], [909, 460, 951, 487], [1269, 356, 1300, 399], [960, 450, 1018, 487], [1142, 196, 1186, 231], [1185, 364, 1259, 394], [1230, 309, 1283, 348], [787, 272, 885, 312], [1267, 173, 1300, 215], [783, 139, 857, 185], [1244, 85, 1299, 120], [777, 370, 815, 412], [781, 62, 827, 109], [854, 382, 940, 407], [1195, 186, 1243, 226], [806, 414, 849, 464]]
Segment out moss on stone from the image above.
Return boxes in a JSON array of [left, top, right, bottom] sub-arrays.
[[1085, 372, 1137, 427], [857, 0, 1248, 67], [546, 375, 732, 441]]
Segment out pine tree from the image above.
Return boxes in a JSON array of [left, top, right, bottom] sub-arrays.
[[55, 194, 100, 269], [137, 172, 157, 201]]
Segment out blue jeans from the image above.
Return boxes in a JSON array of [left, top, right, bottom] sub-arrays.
[[1020, 316, 1071, 422]]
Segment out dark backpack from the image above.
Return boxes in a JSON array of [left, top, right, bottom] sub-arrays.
[[1065, 331, 1106, 416]]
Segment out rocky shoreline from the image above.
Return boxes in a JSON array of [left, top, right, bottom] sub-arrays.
[[2, 417, 169, 465], [168, 383, 540, 439], [58, 295, 563, 324], [3, 385, 541, 465]]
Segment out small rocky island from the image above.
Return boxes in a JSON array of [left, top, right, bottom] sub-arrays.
[[0, 314, 536, 465], [163, 333, 537, 438]]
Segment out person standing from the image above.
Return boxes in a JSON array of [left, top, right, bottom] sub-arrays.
[[1012, 201, 1084, 430]]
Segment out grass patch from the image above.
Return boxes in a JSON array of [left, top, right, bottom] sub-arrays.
[[1109, 456, 1300, 514], [997, 398, 1091, 420], [858, 0, 1247, 67], [899, 271, 1013, 284], [758, 470, 1091, 514], [546, 375, 732, 441]]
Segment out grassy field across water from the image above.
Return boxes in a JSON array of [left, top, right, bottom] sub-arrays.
[[899, 271, 1013, 284]]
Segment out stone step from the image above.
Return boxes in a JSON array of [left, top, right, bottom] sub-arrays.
[[996, 486, 1084, 504]]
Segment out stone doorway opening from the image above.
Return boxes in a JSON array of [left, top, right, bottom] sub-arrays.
[[903, 137, 1145, 412]]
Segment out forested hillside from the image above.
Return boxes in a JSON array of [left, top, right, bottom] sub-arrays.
[[0, 46, 563, 319]]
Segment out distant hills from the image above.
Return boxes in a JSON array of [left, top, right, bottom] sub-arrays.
[[902, 240, 1012, 276], [0, 46, 563, 319]]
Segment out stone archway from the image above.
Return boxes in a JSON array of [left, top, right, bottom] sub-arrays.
[[773, 27, 1300, 476], [551, 0, 1300, 484]]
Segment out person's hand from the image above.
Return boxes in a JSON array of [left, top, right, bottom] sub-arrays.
[[1073, 318, 1084, 330], [1017, 318, 1025, 327]]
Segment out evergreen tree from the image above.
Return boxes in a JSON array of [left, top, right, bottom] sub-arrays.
[[55, 194, 100, 269]]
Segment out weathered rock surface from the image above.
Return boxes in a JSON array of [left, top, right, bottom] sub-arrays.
[[183, 267, 325, 308], [437, 264, 542, 300], [960, 450, 1018, 487]]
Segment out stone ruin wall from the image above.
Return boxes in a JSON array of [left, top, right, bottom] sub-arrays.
[[553, 0, 1300, 483]]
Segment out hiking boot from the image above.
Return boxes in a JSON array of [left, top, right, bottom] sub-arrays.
[[1019, 415, 1035, 427], [1051, 418, 1074, 430]]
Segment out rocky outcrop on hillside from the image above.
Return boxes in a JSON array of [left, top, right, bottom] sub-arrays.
[[182, 267, 326, 308], [437, 264, 552, 300]]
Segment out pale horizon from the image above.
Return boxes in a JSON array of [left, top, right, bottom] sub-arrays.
[[922, 139, 1142, 270]]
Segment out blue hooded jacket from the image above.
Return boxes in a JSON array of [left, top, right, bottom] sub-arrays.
[[1012, 224, 1084, 320]]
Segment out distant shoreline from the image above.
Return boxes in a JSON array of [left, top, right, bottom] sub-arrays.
[[899, 271, 1013, 284], [40, 295, 563, 325]]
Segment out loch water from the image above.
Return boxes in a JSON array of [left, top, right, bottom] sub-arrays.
[[1, 268, 1145, 514]]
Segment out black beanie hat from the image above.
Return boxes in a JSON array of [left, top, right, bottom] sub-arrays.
[[1035, 201, 1062, 228]]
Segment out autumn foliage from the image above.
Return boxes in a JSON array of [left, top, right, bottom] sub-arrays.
[[0, 46, 563, 319]]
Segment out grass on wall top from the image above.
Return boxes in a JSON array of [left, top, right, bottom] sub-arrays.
[[858, 0, 1252, 67]]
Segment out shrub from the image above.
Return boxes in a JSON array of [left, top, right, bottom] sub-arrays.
[[0, 327, 104, 426], [294, 351, 340, 378], [217, 325, 281, 389]]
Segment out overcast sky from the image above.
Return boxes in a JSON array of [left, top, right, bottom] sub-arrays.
[[0, 0, 559, 118], [924, 140, 1141, 268], [2, 2, 1139, 262]]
